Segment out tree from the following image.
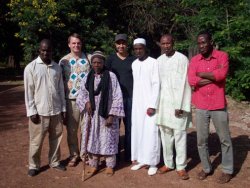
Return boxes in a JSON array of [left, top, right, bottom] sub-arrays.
[[0, 0, 22, 69], [7, 0, 115, 62], [121, 0, 250, 100]]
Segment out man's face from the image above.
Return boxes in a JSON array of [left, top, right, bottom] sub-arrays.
[[39, 42, 52, 64], [160, 36, 174, 56], [197, 34, 213, 56], [92, 57, 104, 74], [133, 44, 146, 59], [115, 40, 128, 54], [68, 36, 82, 54]]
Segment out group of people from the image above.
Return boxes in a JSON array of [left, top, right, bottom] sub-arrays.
[[24, 31, 234, 184]]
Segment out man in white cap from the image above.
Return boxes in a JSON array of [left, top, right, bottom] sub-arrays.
[[130, 38, 160, 176]]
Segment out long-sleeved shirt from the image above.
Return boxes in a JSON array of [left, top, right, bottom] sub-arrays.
[[59, 53, 91, 99], [188, 49, 229, 110], [24, 56, 66, 117], [156, 51, 192, 130]]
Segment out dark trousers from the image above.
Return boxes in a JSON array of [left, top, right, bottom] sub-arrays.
[[119, 97, 132, 161]]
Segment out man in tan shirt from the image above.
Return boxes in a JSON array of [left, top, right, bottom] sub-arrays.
[[24, 39, 66, 177]]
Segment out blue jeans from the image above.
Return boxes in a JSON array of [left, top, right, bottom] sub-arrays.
[[123, 97, 132, 161], [195, 108, 234, 174]]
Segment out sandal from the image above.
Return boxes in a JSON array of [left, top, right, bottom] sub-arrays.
[[105, 167, 114, 177], [176, 169, 189, 180], [217, 172, 232, 184], [68, 156, 79, 167], [86, 167, 98, 176]]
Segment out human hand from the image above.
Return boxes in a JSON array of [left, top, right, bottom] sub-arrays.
[[30, 114, 40, 124], [61, 112, 67, 125], [106, 115, 114, 127], [146, 108, 156, 117], [196, 72, 203, 77], [175, 109, 183, 118], [85, 102, 92, 116], [198, 79, 213, 86]]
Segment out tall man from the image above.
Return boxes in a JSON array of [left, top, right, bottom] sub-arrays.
[[156, 34, 191, 180], [106, 34, 136, 162], [130, 38, 160, 176], [59, 33, 90, 167], [188, 31, 233, 184], [24, 39, 66, 177]]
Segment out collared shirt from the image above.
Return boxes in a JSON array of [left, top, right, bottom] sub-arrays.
[[188, 49, 229, 110], [59, 53, 91, 99], [24, 56, 66, 117]]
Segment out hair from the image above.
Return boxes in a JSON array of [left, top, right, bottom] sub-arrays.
[[68, 33, 83, 43], [40, 39, 52, 49], [198, 30, 212, 40], [160, 33, 175, 43], [161, 33, 174, 39]]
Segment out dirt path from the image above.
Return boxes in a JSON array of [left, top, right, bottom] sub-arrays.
[[0, 85, 249, 188]]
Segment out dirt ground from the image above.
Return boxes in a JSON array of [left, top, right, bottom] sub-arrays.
[[0, 83, 249, 188]]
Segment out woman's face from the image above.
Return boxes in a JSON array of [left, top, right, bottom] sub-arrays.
[[92, 57, 104, 74]]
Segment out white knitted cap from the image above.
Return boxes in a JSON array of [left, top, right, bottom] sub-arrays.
[[133, 38, 146, 45]]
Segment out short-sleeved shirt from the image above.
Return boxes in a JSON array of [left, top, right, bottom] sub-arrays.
[[59, 53, 91, 99], [106, 53, 136, 98]]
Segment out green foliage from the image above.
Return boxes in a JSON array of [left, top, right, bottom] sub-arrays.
[[226, 57, 250, 101], [7, 0, 115, 62], [121, 0, 250, 101], [2, 0, 250, 100]]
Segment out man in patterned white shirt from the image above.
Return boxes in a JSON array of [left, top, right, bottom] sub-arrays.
[[59, 33, 91, 167]]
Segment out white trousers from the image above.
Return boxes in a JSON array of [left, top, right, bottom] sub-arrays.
[[159, 126, 187, 170]]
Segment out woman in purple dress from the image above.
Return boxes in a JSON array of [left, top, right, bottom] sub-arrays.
[[76, 51, 124, 176]]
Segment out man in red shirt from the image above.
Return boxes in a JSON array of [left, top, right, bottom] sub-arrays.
[[188, 31, 233, 184]]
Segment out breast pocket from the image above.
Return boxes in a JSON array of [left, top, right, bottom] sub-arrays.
[[50, 68, 60, 82]]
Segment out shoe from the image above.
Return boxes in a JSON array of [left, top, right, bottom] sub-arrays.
[[176, 169, 189, 180], [131, 163, 145, 171], [105, 167, 114, 177], [53, 164, 66, 171], [217, 172, 232, 184], [68, 156, 80, 167], [86, 167, 98, 176], [28, 169, 39, 177], [197, 170, 212, 180], [157, 165, 173, 174], [148, 166, 158, 176]]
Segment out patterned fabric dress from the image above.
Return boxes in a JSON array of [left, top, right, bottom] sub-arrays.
[[76, 71, 124, 156]]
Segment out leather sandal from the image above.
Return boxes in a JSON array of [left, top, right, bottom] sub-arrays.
[[217, 172, 232, 184], [176, 169, 189, 180], [68, 156, 79, 167], [197, 170, 212, 180], [86, 167, 98, 176], [157, 165, 173, 174], [105, 167, 114, 177]]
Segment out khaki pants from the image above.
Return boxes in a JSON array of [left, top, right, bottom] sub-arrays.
[[29, 114, 63, 170], [66, 99, 84, 158]]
